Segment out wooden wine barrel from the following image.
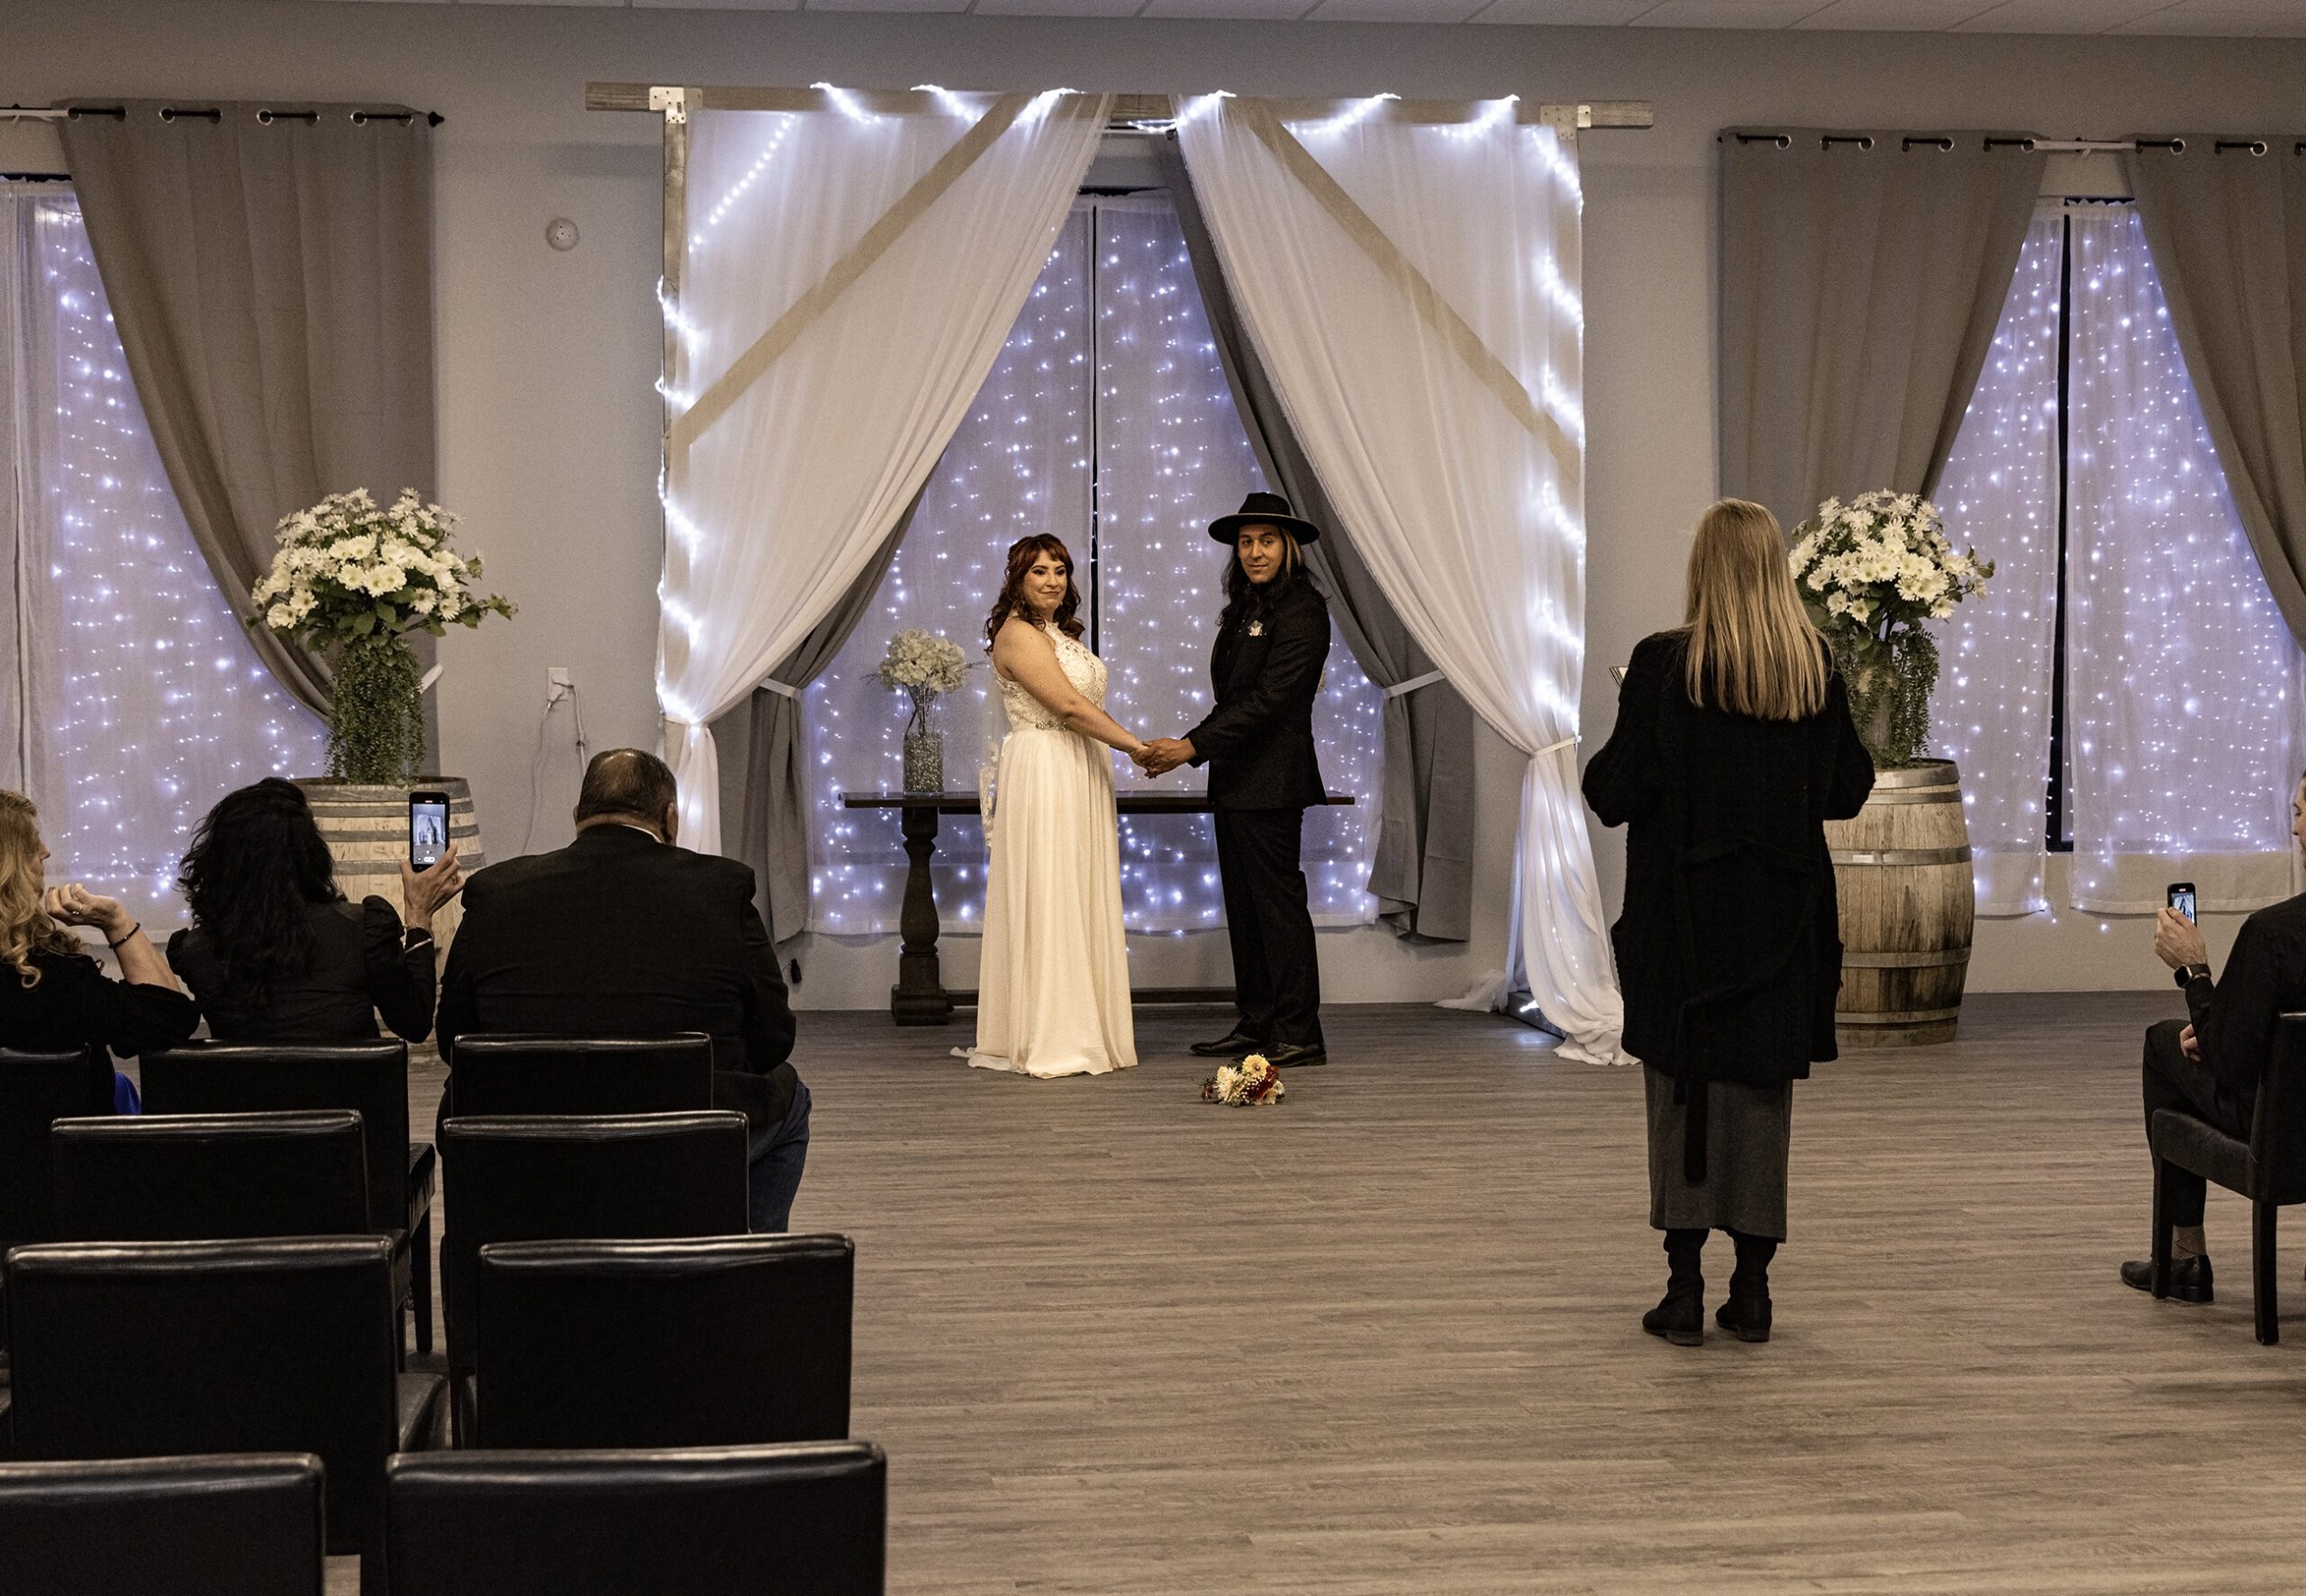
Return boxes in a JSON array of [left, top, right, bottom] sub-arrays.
[[294, 778, 487, 954], [1825, 760, 1974, 1047]]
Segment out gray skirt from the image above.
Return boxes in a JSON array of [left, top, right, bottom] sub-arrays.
[[1644, 1064, 1793, 1238]]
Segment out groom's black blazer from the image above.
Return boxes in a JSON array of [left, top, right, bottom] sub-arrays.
[[1186, 576, 1330, 811]]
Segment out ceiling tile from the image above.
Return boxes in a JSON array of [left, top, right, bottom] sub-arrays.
[[453, 0, 623, 7], [1626, 0, 1830, 25], [1792, 0, 2002, 27], [970, 0, 1143, 14], [801, 0, 973, 11], [1139, 0, 1317, 15], [1469, 0, 1656, 18], [634, 0, 801, 10], [1309, 0, 1491, 18], [1951, 0, 2177, 30]]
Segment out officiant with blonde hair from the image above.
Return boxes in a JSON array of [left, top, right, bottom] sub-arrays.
[[1584, 497, 1875, 1349]]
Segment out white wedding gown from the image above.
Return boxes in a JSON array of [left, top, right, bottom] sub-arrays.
[[967, 624, 1139, 1078]]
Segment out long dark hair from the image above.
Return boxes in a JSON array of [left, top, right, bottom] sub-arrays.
[[178, 778, 342, 1003], [983, 534, 1086, 648], [1218, 528, 1308, 630]]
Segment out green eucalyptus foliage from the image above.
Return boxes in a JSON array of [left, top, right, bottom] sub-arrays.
[[330, 634, 429, 784]]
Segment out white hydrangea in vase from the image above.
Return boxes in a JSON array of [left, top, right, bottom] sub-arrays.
[[873, 629, 969, 794]]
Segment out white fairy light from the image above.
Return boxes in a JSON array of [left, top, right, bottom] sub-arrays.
[[1444, 96, 1519, 142], [912, 86, 976, 119], [1531, 126, 1582, 210], [1533, 250, 1583, 331], [8, 193, 325, 913], [812, 84, 881, 126], [693, 117, 796, 242], [1293, 93, 1400, 140]]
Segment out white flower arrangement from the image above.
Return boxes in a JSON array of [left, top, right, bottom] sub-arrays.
[[250, 487, 513, 648], [871, 629, 969, 699], [1200, 1054, 1286, 1106], [1788, 491, 1990, 633]]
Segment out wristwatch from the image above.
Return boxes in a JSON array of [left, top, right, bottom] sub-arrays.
[[2174, 963, 2211, 988]]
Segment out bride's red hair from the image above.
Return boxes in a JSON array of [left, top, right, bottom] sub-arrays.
[[983, 534, 1085, 648]]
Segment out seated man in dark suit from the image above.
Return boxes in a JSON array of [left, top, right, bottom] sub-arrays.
[[437, 748, 810, 1231], [2121, 772, 2306, 1302]]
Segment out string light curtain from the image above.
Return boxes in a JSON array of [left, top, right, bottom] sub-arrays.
[[1179, 96, 1624, 1062], [804, 195, 1385, 934], [1927, 209, 2064, 915], [2064, 205, 2306, 912], [2, 188, 326, 912], [658, 89, 1110, 855]]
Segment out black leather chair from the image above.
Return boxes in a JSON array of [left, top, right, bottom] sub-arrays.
[[141, 1041, 438, 1356], [5, 1237, 445, 1590], [474, 1235, 853, 1448], [51, 1111, 372, 1242], [0, 1047, 113, 1349], [438, 1111, 748, 1439], [2151, 1011, 2306, 1344], [386, 1442, 886, 1596], [0, 1452, 326, 1596], [444, 1033, 715, 1117]]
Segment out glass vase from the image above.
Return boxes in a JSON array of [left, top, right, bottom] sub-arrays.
[[902, 697, 944, 795]]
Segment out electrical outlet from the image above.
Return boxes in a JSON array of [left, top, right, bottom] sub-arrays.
[[547, 667, 573, 703]]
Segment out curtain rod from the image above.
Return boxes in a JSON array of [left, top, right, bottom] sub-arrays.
[[1728, 131, 2305, 155], [0, 103, 444, 127]]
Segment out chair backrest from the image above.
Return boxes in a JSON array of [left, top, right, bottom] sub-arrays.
[[475, 1235, 853, 1448], [447, 1034, 716, 1118], [140, 1041, 413, 1233], [0, 1047, 113, 1256], [0, 1453, 325, 1596], [51, 1111, 372, 1243], [386, 1442, 885, 1596], [438, 1112, 748, 1376], [5, 1236, 403, 1551], [2253, 1012, 2306, 1204]]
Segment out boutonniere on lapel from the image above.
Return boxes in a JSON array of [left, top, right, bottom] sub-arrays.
[[1246, 621, 1265, 638]]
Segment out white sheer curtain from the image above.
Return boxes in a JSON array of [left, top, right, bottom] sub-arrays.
[[1179, 97, 1623, 1063], [803, 192, 1385, 934], [2065, 205, 2306, 912], [3, 187, 326, 915], [1928, 208, 2064, 915], [660, 90, 1109, 855]]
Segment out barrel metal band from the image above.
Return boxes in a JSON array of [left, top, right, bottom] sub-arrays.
[[1830, 846, 1975, 866], [1859, 787, 1963, 805], [1840, 948, 1972, 968], [1836, 1006, 1965, 1025]]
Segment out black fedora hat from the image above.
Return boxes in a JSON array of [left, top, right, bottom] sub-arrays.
[[1209, 490, 1321, 546]]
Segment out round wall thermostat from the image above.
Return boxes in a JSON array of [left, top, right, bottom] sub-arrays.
[[545, 218, 580, 251]]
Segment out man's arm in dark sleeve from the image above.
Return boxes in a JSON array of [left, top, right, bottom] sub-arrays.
[[736, 865, 797, 1073], [433, 875, 485, 1063], [2192, 915, 2277, 1097], [1183, 593, 1329, 766]]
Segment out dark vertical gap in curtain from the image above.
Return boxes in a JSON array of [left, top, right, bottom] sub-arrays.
[[1086, 204, 1103, 655], [1716, 129, 2047, 530], [2046, 212, 2075, 853], [1157, 138, 1475, 941], [58, 101, 439, 727], [2120, 141, 2306, 652]]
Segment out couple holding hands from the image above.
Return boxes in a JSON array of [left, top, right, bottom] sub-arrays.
[[964, 493, 1332, 1081]]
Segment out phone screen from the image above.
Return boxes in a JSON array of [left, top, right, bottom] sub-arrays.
[[409, 795, 449, 868], [2168, 885, 2197, 923]]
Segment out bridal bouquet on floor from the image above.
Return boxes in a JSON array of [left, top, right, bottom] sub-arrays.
[[1201, 1054, 1285, 1106], [251, 488, 513, 783], [1789, 490, 1993, 767]]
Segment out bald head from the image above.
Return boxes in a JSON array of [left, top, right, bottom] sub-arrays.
[[573, 748, 680, 842]]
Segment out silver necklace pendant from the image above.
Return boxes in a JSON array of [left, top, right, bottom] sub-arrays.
[[1246, 620, 1265, 638]]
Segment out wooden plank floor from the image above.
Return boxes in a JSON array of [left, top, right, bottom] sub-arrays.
[[368, 993, 2306, 1593]]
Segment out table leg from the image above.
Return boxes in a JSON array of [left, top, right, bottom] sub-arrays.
[[891, 802, 954, 1026]]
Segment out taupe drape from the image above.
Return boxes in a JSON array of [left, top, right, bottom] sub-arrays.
[[1159, 141, 1474, 941], [2122, 140, 2306, 648], [726, 515, 907, 943], [1718, 130, 2047, 530], [59, 100, 438, 714]]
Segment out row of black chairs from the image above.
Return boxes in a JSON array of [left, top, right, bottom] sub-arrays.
[[0, 1443, 886, 1596]]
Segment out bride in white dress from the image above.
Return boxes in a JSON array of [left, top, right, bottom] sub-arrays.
[[967, 534, 1145, 1078]]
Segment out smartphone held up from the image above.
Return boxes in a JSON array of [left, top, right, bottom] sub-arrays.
[[409, 790, 450, 869], [2166, 882, 2197, 924]]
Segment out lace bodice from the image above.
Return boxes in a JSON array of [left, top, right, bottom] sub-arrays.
[[998, 623, 1106, 732]]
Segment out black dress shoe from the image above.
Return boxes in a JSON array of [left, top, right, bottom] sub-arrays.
[[1189, 1031, 1266, 1059], [2120, 1254, 2214, 1303], [1263, 1042, 1327, 1069]]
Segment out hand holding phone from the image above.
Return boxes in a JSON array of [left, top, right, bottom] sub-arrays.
[[408, 791, 450, 868], [2166, 881, 2197, 924]]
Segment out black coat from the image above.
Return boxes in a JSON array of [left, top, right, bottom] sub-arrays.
[[1584, 630, 1875, 1086], [1186, 576, 1330, 811], [436, 825, 800, 1130], [0, 948, 199, 1060], [169, 896, 437, 1044]]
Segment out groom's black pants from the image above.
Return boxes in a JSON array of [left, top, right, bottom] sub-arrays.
[[1214, 806, 1324, 1049]]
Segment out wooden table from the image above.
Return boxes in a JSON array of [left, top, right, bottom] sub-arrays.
[[840, 789, 1356, 1026]]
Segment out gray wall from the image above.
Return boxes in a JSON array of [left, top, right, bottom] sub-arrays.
[[6, 0, 2298, 1002]]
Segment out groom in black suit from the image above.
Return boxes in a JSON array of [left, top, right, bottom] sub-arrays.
[[1139, 491, 1330, 1068]]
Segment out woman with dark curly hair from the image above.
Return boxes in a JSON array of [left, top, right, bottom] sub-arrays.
[[0, 790, 196, 1107], [168, 778, 463, 1042]]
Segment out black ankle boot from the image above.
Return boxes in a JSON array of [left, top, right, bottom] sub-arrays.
[[1642, 1229, 1706, 1347], [1716, 1229, 1776, 1343]]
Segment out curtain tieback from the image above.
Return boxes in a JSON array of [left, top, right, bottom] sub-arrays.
[[758, 678, 803, 700], [1384, 668, 1447, 699], [1533, 735, 1578, 758]]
